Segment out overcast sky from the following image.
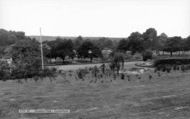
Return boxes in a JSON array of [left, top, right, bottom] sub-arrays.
[[0, 0, 190, 38]]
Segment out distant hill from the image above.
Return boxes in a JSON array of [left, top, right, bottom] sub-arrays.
[[29, 35, 125, 42]]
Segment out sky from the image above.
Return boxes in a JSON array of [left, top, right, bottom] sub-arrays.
[[0, 0, 190, 38]]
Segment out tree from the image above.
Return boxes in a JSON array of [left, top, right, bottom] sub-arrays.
[[77, 40, 102, 61], [163, 36, 182, 56], [93, 37, 114, 50], [45, 40, 59, 59], [156, 33, 168, 55], [11, 39, 41, 78], [128, 32, 144, 54], [73, 36, 83, 50], [117, 38, 128, 52], [183, 36, 190, 52], [45, 38, 75, 61], [110, 52, 125, 74], [55, 39, 75, 62], [0, 29, 25, 47], [142, 28, 157, 50]]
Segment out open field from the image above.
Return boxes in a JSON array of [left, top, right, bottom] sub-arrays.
[[0, 68, 190, 119]]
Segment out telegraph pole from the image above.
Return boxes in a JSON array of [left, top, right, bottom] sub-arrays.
[[40, 28, 44, 70]]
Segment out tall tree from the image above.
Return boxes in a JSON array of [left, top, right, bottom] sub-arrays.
[[156, 33, 168, 54], [46, 40, 60, 59], [73, 36, 83, 50], [46, 38, 75, 61], [11, 39, 41, 78], [128, 32, 144, 54], [55, 39, 75, 62], [142, 28, 157, 50], [77, 40, 102, 61], [117, 38, 128, 52], [183, 36, 190, 52]]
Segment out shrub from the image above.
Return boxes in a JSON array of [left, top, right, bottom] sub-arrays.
[[77, 68, 89, 79], [176, 66, 180, 70], [110, 52, 125, 74], [39, 68, 56, 78], [0, 59, 56, 81], [133, 53, 142, 60], [0, 61, 12, 80], [91, 66, 99, 78], [166, 67, 171, 73], [162, 66, 166, 72], [0, 39, 57, 81], [154, 58, 190, 67], [120, 73, 125, 80], [142, 50, 153, 61], [186, 65, 190, 70], [173, 65, 177, 70], [181, 65, 185, 72]]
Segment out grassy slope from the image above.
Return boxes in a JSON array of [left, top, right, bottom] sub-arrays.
[[0, 70, 190, 119]]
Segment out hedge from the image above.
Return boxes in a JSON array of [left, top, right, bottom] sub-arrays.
[[153, 57, 190, 67]]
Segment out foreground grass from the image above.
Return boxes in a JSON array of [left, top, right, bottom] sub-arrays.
[[0, 69, 190, 119]]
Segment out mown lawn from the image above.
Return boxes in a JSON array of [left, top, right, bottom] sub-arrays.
[[0, 69, 190, 119]]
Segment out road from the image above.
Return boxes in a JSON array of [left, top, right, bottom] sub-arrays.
[[48, 61, 145, 71]]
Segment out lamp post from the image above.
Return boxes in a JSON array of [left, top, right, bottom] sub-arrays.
[[40, 28, 44, 70]]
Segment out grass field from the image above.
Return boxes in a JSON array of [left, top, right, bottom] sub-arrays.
[[0, 68, 190, 119]]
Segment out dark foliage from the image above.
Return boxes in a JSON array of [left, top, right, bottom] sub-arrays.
[[128, 32, 144, 54], [154, 58, 190, 67], [163, 36, 183, 56], [109, 52, 125, 74], [0, 29, 25, 47], [117, 39, 128, 52], [46, 38, 75, 61], [142, 50, 153, 61], [77, 40, 102, 61]]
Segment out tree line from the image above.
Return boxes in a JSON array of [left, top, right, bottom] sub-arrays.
[[44, 28, 190, 63], [44, 36, 117, 62], [117, 28, 190, 56], [1, 28, 190, 63]]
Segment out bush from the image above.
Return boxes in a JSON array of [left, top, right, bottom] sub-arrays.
[[142, 50, 153, 61], [173, 65, 177, 70], [39, 68, 56, 78], [166, 66, 171, 73], [0, 59, 56, 81], [0, 61, 12, 80], [0, 39, 57, 81], [153, 58, 190, 67], [77, 68, 89, 79], [132, 53, 142, 60], [110, 52, 125, 74]]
